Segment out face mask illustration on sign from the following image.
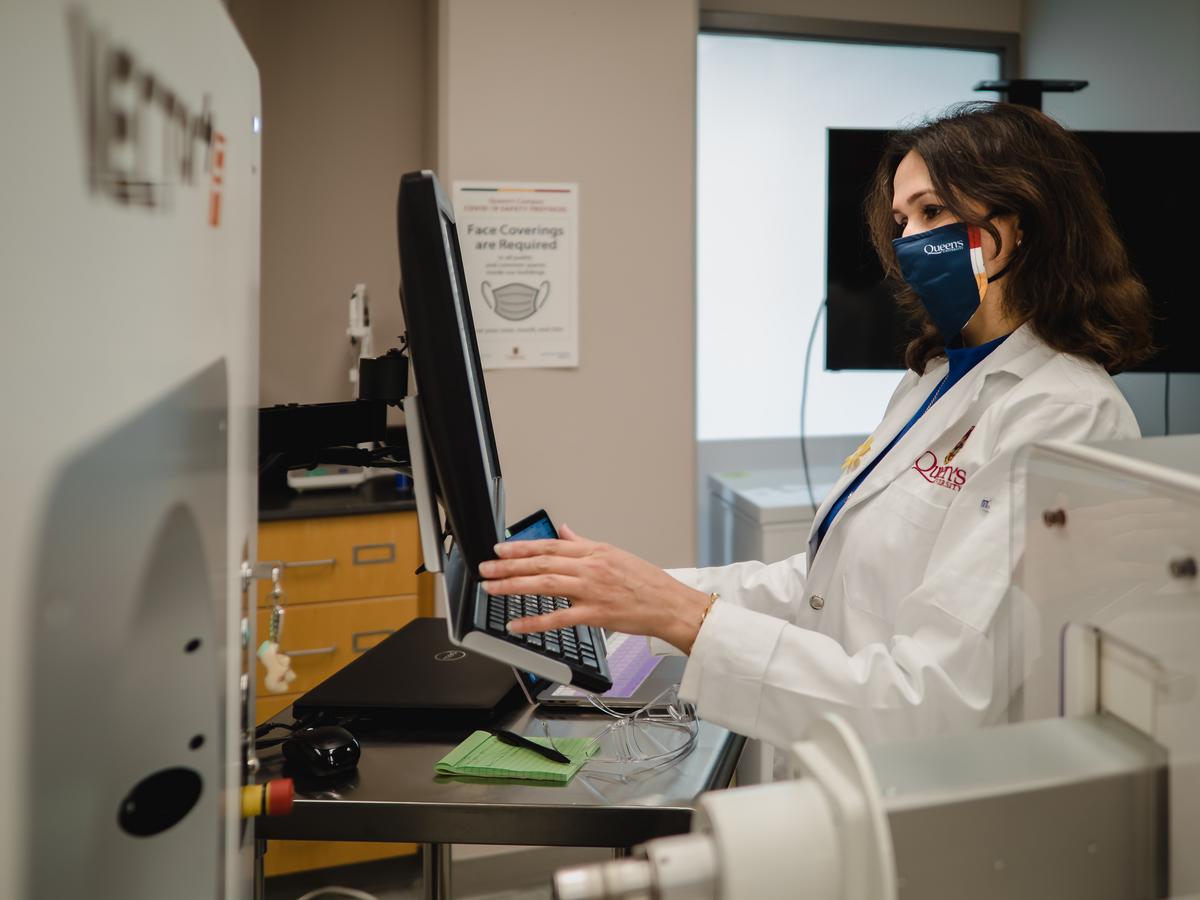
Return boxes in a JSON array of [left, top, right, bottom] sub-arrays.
[[480, 281, 551, 321]]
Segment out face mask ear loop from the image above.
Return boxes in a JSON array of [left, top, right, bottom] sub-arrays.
[[983, 212, 1021, 284], [986, 230, 1024, 284], [986, 259, 1015, 284]]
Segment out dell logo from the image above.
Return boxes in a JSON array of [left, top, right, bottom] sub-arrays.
[[923, 240, 964, 255], [435, 650, 467, 662]]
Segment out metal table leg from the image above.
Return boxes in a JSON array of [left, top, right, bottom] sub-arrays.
[[422, 842, 452, 900], [254, 838, 267, 900]]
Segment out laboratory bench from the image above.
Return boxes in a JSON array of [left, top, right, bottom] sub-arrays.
[[255, 701, 745, 900]]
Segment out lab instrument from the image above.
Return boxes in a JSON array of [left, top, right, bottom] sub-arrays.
[[3, 1, 262, 896]]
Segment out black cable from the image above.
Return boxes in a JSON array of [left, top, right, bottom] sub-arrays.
[[1164, 370, 1171, 435], [800, 299, 828, 512], [255, 721, 297, 738]]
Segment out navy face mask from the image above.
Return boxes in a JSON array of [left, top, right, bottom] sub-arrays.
[[892, 222, 1011, 342]]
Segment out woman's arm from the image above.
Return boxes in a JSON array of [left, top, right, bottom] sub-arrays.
[[479, 524, 713, 652], [479, 526, 815, 652]]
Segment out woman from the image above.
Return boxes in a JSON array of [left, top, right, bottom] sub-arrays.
[[479, 102, 1154, 748]]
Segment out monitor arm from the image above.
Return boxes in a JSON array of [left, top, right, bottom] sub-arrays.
[[257, 344, 412, 496]]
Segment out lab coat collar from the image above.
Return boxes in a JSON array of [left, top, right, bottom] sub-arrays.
[[806, 321, 1050, 557]]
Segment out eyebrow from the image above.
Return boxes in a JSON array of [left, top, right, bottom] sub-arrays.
[[891, 189, 939, 215]]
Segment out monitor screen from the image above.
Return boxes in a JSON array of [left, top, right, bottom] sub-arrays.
[[397, 171, 504, 571], [825, 128, 1200, 373]]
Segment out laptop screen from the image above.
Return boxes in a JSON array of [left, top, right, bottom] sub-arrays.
[[397, 171, 505, 582]]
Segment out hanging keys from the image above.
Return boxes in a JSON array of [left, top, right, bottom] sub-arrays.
[[268, 565, 285, 643], [258, 565, 296, 694]]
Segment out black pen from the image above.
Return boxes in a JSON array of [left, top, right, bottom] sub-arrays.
[[491, 729, 571, 764]]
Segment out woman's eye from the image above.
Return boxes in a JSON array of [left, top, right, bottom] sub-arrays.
[[922, 205, 944, 220]]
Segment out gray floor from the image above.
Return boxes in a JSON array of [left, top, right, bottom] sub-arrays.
[[264, 846, 613, 900]]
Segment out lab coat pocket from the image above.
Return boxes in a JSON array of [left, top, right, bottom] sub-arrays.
[[839, 482, 952, 629], [885, 479, 956, 531]]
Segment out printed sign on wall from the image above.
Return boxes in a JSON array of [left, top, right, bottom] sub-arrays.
[[452, 181, 579, 369]]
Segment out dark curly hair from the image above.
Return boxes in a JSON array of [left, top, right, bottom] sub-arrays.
[[865, 102, 1153, 374]]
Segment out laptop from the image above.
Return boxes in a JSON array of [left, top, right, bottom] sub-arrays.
[[535, 633, 688, 712], [292, 617, 525, 726], [396, 170, 612, 694]]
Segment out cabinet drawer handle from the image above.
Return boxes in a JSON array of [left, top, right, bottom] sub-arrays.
[[352, 630, 394, 653], [270, 558, 336, 570], [282, 644, 337, 657], [352, 543, 396, 565]]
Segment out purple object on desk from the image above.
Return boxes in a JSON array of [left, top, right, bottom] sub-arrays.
[[603, 635, 662, 698]]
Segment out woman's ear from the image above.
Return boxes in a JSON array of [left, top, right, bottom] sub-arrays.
[[998, 213, 1022, 256]]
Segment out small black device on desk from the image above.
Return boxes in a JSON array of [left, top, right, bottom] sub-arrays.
[[292, 617, 526, 728], [282, 725, 361, 778], [397, 170, 612, 695]]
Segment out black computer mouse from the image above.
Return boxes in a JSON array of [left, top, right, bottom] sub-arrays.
[[281, 725, 361, 778]]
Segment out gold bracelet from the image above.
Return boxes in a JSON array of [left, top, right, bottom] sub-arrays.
[[699, 591, 719, 628]]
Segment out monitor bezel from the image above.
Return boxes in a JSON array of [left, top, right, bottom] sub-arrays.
[[397, 170, 506, 585]]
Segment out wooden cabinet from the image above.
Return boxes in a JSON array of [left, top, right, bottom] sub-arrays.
[[258, 512, 421, 605], [256, 504, 431, 878]]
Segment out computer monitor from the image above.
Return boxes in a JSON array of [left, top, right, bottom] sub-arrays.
[[396, 171, 613, 693], [396, 170, 505, 572]]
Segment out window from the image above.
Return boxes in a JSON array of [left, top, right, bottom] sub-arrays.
[[696, 33, 1003, 441]]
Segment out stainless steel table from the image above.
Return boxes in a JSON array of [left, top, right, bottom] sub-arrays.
[[255, 703, 744, 899]]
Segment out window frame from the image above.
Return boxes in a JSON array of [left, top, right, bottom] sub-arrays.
[[699, 12, 1019, 77]]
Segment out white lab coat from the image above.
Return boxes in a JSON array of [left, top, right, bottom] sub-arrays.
[[669, 322, 1140, 750]]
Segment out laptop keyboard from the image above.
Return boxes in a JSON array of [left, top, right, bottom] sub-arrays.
[[485, 594, 601, 672]]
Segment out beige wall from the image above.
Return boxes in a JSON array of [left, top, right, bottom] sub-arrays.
[[436, 0, 699, 566], [229, 0, 428, 406], [700, 0, 1022, 33]]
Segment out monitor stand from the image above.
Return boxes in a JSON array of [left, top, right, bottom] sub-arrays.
[[405, 393, 444, 578]]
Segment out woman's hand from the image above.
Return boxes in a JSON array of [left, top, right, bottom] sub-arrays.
[[478, 524, 711, 654]]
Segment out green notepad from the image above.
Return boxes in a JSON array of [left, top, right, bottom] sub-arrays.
[[435, 730, 598, 783]]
